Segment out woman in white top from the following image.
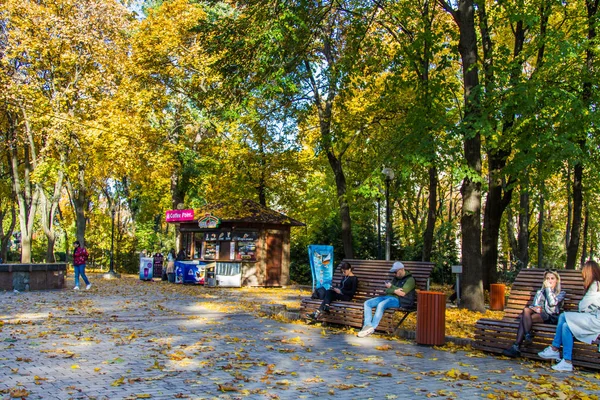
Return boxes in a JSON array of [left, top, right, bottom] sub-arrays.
[[538, 260, 600, 371]]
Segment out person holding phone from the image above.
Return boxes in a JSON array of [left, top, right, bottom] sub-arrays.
[[502, 269, 565, 357], [357, 261, 415, 338], [306, 262, 357, 321]]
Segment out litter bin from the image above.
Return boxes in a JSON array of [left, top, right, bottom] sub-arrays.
[[490, 284, 506, 311], [416, 291, 446, 346], [206, 267, 216, 287]]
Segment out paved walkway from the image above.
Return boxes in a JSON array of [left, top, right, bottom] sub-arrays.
[[1, 276, 599, 399]]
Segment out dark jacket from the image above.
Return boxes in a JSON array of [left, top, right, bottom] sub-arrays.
[[338, 275, 358, 300]]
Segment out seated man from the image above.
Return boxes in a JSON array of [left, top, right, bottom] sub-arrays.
[[357, 261, 416, 338]]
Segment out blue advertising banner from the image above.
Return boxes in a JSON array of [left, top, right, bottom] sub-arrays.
[[174, 260, 206, 284], [139, 257, 154, 281], [308, 245, 334, 291]]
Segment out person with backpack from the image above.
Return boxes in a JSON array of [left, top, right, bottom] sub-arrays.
[[73, 240, 91, 290]]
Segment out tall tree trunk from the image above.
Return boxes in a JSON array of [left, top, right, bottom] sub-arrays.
[[66, 163, 88, 247], [565, 166, 572, 250], [518, 185, 530, 269], [39, 170, 64, 263], [440, 0, 485, 312], [479, 3, 523, 289], [566, 163, 583, 269], [422, 166, 437, 262], [327, 151, 353, 259], [538, 188, 544, 268], [8, 109, 39, 263], [581, 204, 589, 265], [304, 55, 354, 259], [0, 203, 17, 263], [506, 205, 518, 267], [482, 157, 513, 289], [419, 1, 437, 263], [566, 0, 597, 269]]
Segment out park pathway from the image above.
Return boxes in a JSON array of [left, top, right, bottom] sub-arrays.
[[1, 276, 599, 399]]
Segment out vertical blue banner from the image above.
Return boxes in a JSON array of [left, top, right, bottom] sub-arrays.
[[308, 245, 334, 291]]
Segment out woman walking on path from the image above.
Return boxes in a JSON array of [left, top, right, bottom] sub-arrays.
[[306, 262, 358, 321], [503, 270, 566, 357], [73, 240, 91, 290], [538, 260, 600, 371]]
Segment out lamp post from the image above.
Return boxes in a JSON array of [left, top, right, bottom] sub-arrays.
[[377, 196, 382, 260], [104, 205, 120, 279], [382, 167, 395, 261]]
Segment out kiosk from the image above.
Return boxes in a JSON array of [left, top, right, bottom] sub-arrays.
[[166, 200, 304, 287]]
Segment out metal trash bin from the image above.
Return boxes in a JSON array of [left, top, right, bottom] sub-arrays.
[[416, 291, 446, 346], [206, 267, 216, 287], [490, 284, 506, 311]]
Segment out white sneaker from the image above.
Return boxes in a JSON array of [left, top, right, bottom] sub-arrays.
[[73, 286, 80, 290], [538, 346, 560, 360], [86, 283, 92, 290], [552, 359, 573, 372], [357, 326, 375, 338]]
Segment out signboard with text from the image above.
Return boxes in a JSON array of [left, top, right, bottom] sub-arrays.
[[166, 209, 195, 222]]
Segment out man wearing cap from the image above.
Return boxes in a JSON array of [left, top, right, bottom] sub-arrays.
[[357, 261, 416, 337]]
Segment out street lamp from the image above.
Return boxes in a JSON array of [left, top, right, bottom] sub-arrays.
[[104, 205, 120, 279], [382, 167, 395, 261], [377, 196, 382, 260]]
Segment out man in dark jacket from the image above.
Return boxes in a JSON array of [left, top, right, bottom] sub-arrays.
[[357, 261, 415, 337]]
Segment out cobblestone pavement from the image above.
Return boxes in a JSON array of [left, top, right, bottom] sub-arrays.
[[1, 276, 599, 400]]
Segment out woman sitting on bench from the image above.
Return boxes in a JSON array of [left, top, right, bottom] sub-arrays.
[[306, 262, 357, 321], [538, 260, 600, 372], [503, 269, 565, 357]]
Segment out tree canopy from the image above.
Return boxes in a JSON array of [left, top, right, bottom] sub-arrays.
[[1, 0, 600, 310]]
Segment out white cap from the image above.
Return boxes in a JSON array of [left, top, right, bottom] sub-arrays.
[[390, 261, 405, 272]]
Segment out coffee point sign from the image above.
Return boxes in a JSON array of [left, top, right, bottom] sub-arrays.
[[166, 209, 195, 222]]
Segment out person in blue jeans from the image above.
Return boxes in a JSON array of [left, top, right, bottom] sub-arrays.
[[358, 261, 416, 338], [72, 240, 91, 290]]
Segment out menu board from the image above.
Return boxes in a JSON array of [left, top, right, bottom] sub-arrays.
[[197, 230, 258, 261], [237, 241, 257, 261], [204, 231, 232, 241]]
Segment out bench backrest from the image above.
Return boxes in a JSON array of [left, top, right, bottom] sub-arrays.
[[331, 259, 435, 303], [504, 268, 585, 319]]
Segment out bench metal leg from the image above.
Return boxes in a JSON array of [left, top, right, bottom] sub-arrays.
[[394, 311, 411, 332]]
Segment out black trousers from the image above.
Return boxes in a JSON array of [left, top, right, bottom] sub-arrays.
[[319, 289, 351, 311]]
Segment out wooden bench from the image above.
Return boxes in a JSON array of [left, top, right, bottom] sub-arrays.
[[299, 259, 435, 334], [474, 268, 600, 370]]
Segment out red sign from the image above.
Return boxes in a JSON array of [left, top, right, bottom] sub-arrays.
[[166, 209, 195, 222]]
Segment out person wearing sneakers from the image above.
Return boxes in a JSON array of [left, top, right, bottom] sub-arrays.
[[357, 261, 415, 338], [503, 269, 565, 357], [72, 240, 92, 290], [306, 262, 357, 321], [538, 260, 600, 371]]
